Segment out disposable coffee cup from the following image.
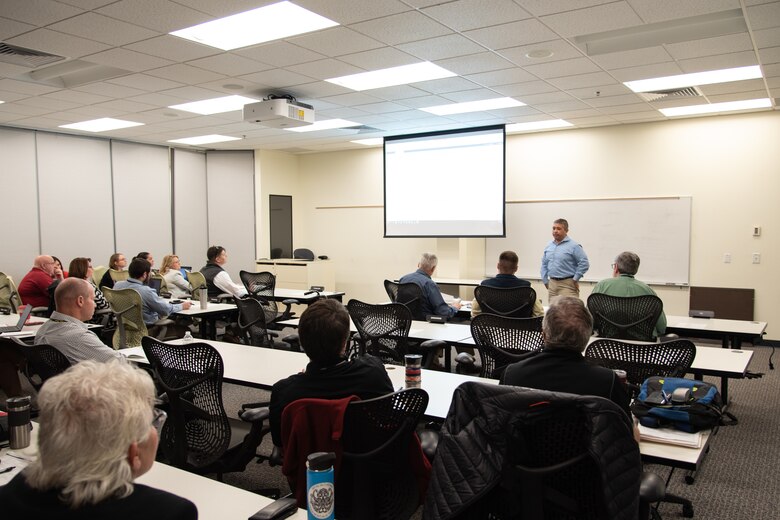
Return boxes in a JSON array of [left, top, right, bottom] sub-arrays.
[[404, 354, 423, 389]]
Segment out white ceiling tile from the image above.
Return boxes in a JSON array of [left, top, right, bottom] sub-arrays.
[[12, 115, 73, 127], [96, 0, 212, 33], [287, 59, 364, 80], [295, 0, 411, 25], [351, 101, 409, 114], [678, 50, 758, 72], [366, 85, 430, 101], [540, 2, 644, 37], [338, 47, 418, 70], [466, 67, 537, 87], [291, 81, 353, 98], [0, 102, 57, 116], [8, 28, 110, 58], [107, 73, 183, 92], [514, 91, 577, 105], [90, 98, 158, 113], [547, 71, 619, 89], [746, 2, 780, 30], [440, 88, 512, 103], [319, 91, 385, 106], [0, 17, 37, 39], [125, 35, 221, 62], [596, 103, 655, 115], [422, 0, 532, 31], [84, 48, 174, 72], [698, 78, 768, 95], [73, 81, 147, 97], [414, 76, 482, 94], [533, 99, 592, 112], [128, 92, 198, 108], [523, 57, 602, 79], [491, 80, 559, 96], [158, 85, 224, 101], [317, 106, 372, 118], [239, 68, 316, 89], [396, 94, 455, 108], [15, 95, 80, 110], [290, 27, 384, 57], [626, 0, 741, 23], [610, 111, 665, 122], [398, 34, 486, 61], [464, 19, 559, 50], [764, 62, 780, 77], [590, 46, 673, 70], [2, 0, 83, 27], [350, 11, 452, 46], [0, 89, 37, 102], [610, 62, 685, 82], [564, 114, 617, 125], [584, 93, 644, 107], [702, 90, 769, 103], [759, 46, 780, 64], [519, 0, 616, 17], [567, 83, 633, 98], [48, 12, 160, 46], [0, 78, 61, 95], [665, 33, 754, 60], [434, 52, 515, 75], [498, 39, 585, 66], [0, 61, 33, 79], [236, 41, 326, 67], [146, 63, 226, 84], [167, 0, 278, 18], [188, 54, 273, 76], [54, 0, 116, 9], [753, 27, 780, 49]]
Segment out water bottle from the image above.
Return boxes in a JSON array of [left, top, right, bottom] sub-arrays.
[[306, 452, 336, 520], [7, 396, 32, 450], [199, 285, 208, 310], [182, 331, 193, 344]]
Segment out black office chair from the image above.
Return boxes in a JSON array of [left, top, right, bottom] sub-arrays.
[[1, 336, 71, 392], [238, 270, 297, 325], [234, 296, 298, 351], [424, 382, 665, 520], [456, 314, 544, 379], [384, 279, 426, 321], [587, 293, 663, 342], [281, 389, 430, 518], [473, 285, 537, 318], [141, 337, 269, 480], [293, 248, 315, 261], [347, 299, 441, 367], [0, 272, 21, 313]]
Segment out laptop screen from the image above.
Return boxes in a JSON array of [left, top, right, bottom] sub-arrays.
[[180, 267, 191, 281], [148, 277, 162, 295]]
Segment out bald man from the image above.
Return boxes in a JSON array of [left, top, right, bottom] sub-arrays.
[[18, 255, 64, 308], [35, 278, 123, 365]]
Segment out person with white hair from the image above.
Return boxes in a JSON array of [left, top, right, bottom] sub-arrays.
[[399, 252, 461, 319], [0, 360, 198, 519]]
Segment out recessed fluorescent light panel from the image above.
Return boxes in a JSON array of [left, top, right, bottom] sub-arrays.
[[506, 119, 573, 133], [59, 118, 143, 132], [168, 135, 242, 145], [285, 118, 361, 132], [659, 98, 771, 117], [169, 95, 258, 115], [170, 1, 339, 51], [421, 97, 525, 116], [326, 62, 456, 91], [352, 138, 383, 145], [625, 65, 762, 93]]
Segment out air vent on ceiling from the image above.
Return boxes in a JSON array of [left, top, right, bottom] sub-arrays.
[[0, 42, 65, 68], [638, 86, 703, 102]]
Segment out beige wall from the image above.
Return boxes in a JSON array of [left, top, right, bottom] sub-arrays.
[[255, 111, 780, 337]]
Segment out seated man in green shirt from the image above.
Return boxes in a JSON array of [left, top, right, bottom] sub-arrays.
[[591, 251, 667, 338]]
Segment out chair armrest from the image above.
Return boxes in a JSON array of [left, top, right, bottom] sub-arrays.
[[30, 306, 49, 317], [154, 318, 175, 326], [640, 471, 666, 503], [239, 405, 270, 423], [281, 298, 299, 306], [418, 339, 446, 351], [455, 351, 475, 366], [418, 428, 440, 462]]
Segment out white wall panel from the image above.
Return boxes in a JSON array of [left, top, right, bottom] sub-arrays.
[[173, 149, 208, 270], [36, 133, 114, 270]]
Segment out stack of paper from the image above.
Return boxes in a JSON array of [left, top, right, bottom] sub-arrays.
[[639, 424, 703, 448]]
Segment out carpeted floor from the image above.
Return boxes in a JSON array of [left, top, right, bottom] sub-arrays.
[[218, 343, 780, 519]]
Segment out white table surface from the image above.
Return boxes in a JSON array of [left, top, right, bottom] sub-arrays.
[[172, 300, 237, 316], [666, 314, 767, 336], [274, 288, 344, 301], [433, 278, 484, 286], [0, 314, 48, 338], [278, 317, 472, 343]]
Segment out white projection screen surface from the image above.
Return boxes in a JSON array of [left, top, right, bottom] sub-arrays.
[[384, 125, 505, 237]]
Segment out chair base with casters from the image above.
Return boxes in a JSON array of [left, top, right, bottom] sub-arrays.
[[141, 337, 271, 481]]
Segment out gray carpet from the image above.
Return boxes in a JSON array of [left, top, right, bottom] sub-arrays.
[[218, 344, 779, 519]]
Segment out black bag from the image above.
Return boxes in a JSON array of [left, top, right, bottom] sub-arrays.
[[631, 376, 737, 432]]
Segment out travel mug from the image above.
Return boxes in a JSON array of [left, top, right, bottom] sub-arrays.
[[306, 452, 336, 520], [405, 354, 423, 388], [199, 286, 208, 309], [7, 396, 32, 450]]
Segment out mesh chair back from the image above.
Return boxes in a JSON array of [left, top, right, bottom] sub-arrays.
[[474, 285, 537, 318], [103, 287, 147, 348], [384, 280, 426, 321], [141, 337, 232, 470], [340, 388, 430, 519], [240, 270, 276, 298], [0, 272, 20, 313], [585, 338, 696, 395], [470, 314, 544, 379], [587, 293, 663, 341], [2, 337, 70, 392], [234, 296, 276, 347], [347, 299, 412, 364], [108, 269, 129, 283], [187, 271, 207, 300], [92, 265, 108, 287]]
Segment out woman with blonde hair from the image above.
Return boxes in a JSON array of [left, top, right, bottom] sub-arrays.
[[160, 254, 190, 299]]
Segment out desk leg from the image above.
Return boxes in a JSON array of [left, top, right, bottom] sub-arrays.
[[720, 377, 729, 407]]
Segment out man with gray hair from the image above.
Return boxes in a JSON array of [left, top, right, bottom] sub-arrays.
[[501, 296, 633, 429], [592, 251, 667, 338], [0, 360, 197, 518], [399, 252, 461, 319]]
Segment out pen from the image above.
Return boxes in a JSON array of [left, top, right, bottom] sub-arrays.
[[0, 466, 16, 474]]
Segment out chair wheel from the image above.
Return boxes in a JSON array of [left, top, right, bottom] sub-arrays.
[[683, 504, 694, 518], [685, 475, 695, 485]]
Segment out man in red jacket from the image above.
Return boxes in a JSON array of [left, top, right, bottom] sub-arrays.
[[18, 255, 64, 308]]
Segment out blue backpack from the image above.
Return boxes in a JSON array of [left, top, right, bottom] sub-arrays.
[[630, 377, 737, 432]]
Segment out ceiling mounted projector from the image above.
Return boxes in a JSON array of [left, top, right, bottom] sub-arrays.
[[243, 98, 314, 128]]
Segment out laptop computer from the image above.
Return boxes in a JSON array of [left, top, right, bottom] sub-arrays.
[[147, 277, 162, 296], [0, 305, 33, 334]]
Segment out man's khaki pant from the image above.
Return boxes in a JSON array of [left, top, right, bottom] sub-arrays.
[[548, 278, 579, 298]]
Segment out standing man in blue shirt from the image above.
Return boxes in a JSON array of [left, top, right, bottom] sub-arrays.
[[400, 253, 461, 318], [541, 218, 589, 298]]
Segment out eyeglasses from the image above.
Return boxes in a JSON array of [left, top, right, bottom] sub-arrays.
[[611, 263, 616, 269], [152, 408, 167, 433]]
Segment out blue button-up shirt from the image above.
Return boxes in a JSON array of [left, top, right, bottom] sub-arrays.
[[540, 236, 589, 284], [399, 269, 457, 318], [114, 278, 183, 324]]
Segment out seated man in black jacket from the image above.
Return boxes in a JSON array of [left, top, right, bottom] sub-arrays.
[[501, 296, 638, 441], [269, 298, 394, 447]]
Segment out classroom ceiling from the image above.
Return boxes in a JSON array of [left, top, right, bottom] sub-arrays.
[[0, 0, 778, 153]]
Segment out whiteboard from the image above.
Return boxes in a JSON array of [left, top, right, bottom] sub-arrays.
[[486, 197, 691, 285]]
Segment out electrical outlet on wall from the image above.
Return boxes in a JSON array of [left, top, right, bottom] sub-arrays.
[[723, 253, 731, 263], [752, 253, 761, 264]]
